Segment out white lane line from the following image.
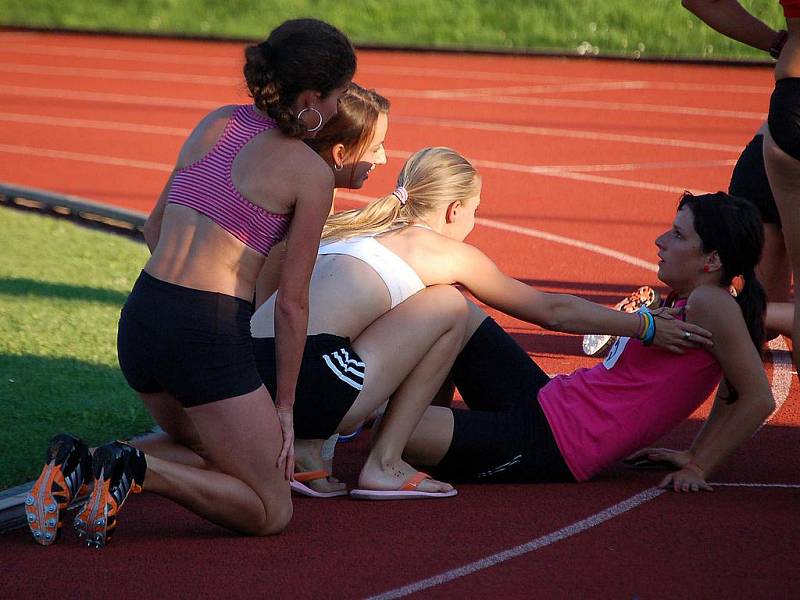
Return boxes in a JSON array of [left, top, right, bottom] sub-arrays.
[[0, 41, 772, 97], [760, 336, 794, 432], [0, 85, 223, 110], [0, 43, 238, 66], [0, 112, 738, 177], [426, 81, 772, 97], [0, 113, 740, 181], [392, 116, 743, 152], [712, 482, 800, 488], [0, 63, 766, 121], [427, 80, 655, 96], [366, 488, 667, 600], [0, 111, 193, 137], [0, 86, 744, 152], [0, 140, 722, 197], [0, 144, 172, 172], [384, 87, 766, 121], [0, 62, 241, 86], [463, 157, 711, 195]]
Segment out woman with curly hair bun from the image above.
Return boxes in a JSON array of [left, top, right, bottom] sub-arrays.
[[26, 19, 356, 547]]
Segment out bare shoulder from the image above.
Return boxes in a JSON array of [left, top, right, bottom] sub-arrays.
[[295, 146, 335, 188], [177, 105, 238, 167], [399, 229, 491, 285], [685, 285, 743, 333]]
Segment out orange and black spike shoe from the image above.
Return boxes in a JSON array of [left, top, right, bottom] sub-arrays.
[[74, 441, 146, 548], [26, 433, 91, 546]]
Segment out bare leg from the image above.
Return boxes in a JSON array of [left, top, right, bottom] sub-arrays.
[[342, 285, 469, 493], [130, 393, 215, 470], [764, 130, 800, 375], [766, 302, 795, 338], [759, 224, 792, 302], [404, 406, 455, 467], [139, 386, 292, 535]]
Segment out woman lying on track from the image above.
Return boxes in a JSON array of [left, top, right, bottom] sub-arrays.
[[250, 147, 712, 500], [26, 19, 356, 546], [402, 192, 775, 492]]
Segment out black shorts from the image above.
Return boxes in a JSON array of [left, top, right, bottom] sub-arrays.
[[434, 317, 574, 483], [768, 77, 800, 162], [729, 134, 781, 227], [252, 334, 363, 439], [117, 271, 263, 407]]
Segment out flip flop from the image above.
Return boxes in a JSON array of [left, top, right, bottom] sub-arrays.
[[349, 471, 457, 500], [290, 470, 348, 498]]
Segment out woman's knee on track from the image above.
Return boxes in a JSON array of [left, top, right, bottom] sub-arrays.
[[248, 495, 293, 536]]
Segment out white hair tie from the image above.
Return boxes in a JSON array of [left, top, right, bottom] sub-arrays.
[[392, 186, 408, 206]]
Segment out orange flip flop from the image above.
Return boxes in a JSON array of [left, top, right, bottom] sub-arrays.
[[349, 471, 457, 500], [290, 470, 348, 498]]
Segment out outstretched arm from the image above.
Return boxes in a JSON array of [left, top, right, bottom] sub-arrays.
[[442, 241, 711, 353], [682, 0, 781, 52]]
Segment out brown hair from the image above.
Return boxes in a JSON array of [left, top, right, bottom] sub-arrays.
[[306, 83, 390, 187], [243, 19, 356, 138]]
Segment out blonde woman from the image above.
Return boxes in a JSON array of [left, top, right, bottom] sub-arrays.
[[250, 147, 712, 500]]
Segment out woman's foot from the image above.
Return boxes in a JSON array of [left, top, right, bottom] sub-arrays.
[[74, 441, 146, 547], [26, 433, 91, 545], [292, 439, 347, 498], [351, 457, 456, 500]]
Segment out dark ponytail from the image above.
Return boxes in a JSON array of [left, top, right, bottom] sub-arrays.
[[243, 19, 356, 138], [678, 192, 766, 401]]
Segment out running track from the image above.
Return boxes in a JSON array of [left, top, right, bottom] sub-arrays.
[[1, 31, 798, 598]]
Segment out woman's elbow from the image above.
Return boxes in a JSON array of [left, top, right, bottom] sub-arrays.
[[275, 292, 308, 322]]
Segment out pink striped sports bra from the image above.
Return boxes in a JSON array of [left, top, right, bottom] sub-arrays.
[[167, 105, 291, 256]]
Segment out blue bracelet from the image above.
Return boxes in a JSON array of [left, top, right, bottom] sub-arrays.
[[638, 306, 656, 345]]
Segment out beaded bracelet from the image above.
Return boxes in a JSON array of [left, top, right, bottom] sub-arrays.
[[638, 306, 656, 345]]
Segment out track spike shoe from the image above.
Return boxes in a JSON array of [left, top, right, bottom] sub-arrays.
[[26, 433, 91, 546], [582, 286, 663, 356], [74, 441, 146, 548]]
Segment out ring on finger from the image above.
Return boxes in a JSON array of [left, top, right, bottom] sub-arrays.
[[683, 331, 691, 340]]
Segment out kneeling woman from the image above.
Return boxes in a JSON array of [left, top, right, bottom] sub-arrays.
[[404, 192, 775, 491]]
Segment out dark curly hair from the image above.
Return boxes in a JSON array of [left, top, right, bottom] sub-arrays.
[[243, 19, 357, 138]]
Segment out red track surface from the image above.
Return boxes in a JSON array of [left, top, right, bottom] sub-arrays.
[[1, 31, 798, 598]]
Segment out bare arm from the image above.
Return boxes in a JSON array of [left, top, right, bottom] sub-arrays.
[[274, 168, 333, 410], [682, 0, 780, 52], [657, 287, 774, 491], [444, 242, 711, 352]]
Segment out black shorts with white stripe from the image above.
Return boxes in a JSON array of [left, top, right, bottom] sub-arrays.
[[253, 333, 363, 439]]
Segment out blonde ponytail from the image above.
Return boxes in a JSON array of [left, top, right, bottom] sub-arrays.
[[322, 147, 480, 242]]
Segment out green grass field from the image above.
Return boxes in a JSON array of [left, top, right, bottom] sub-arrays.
[[0, 208, 153, 490], [0, 0, 786, 60]]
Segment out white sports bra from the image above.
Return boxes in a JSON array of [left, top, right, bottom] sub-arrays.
[[318, 235, 425, 308]]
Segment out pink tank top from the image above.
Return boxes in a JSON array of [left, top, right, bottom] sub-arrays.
[[538, 335, 721, 482], [167, 105, 291, 255]]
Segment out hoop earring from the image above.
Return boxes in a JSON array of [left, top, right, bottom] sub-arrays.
[[297, 107, 323, 133], [333, 163, 344, 171]]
